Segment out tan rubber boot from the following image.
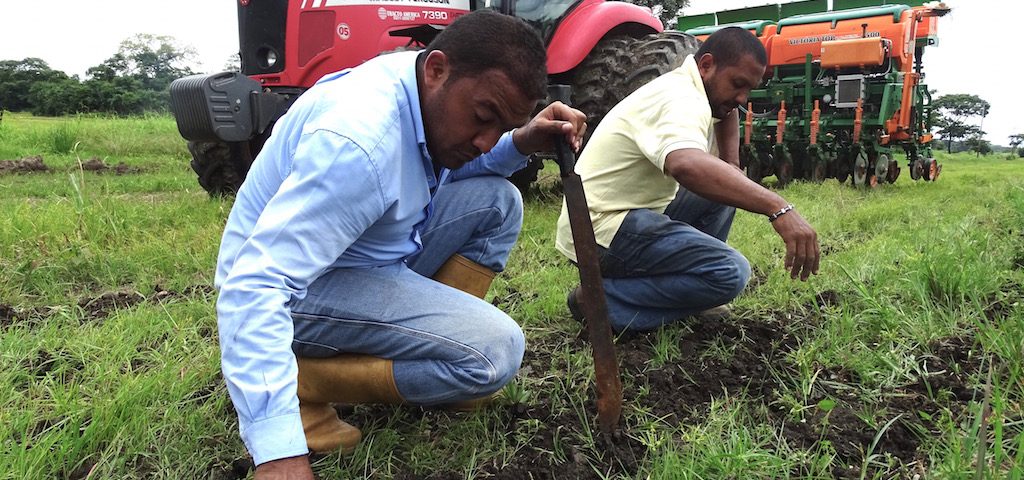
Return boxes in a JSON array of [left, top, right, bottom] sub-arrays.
[[432, 254, 496, 299], [296, 354, 404, 454], [300, 402, 361, 453], [694, 304, 732, 321]]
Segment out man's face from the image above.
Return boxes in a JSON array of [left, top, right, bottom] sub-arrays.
[[420, 52, 536, 170], [698, 52, 766, 119]]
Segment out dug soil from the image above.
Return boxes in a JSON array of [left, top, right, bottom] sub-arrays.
[[0, 156, 142, 175], [17, 283, 984, 479], [208, 308, 985, 479]]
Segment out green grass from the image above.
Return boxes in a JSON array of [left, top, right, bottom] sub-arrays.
[[1, 111, 1023, 478]]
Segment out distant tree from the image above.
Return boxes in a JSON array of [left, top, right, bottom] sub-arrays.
[[85, 34, 198, 113], [626, 0, 690, 27], [965, 136, 992, 156], [28, 77, 88, 116], [933, 93, 990, 153], [81, 75, 151, 115], [93, 34, 197, 91], [936, 123, 984, 154], [223, 53, 241, 73], [0, 58, 70, 112], [1009, 133, 1024, 158]]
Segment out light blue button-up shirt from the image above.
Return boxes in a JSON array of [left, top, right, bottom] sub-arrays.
[[213, 51, 529, 465]]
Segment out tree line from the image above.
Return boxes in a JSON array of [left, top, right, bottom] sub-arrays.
[[0, 34, 196, 117], [1, 26, 1019, 156], [930, 93, 1021, 157]]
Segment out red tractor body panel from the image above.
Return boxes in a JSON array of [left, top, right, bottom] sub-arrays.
[[250, 0, 471, 89], [545, 0, 662, 74]]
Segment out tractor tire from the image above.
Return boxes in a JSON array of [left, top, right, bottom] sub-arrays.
[[623, 31, 702, 95], [570, 35, 640, 148], [188, 140, 245, 196], [511, 34, 642, 195], [506, 156, 545, 196]]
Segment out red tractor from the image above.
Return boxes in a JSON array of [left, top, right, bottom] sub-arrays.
[[170, 0, 665, 195]]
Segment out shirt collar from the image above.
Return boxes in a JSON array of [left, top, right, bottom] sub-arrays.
[[399, 51, 439, 188], [400, 53, 430, 156], [682, 54, 721, 125]]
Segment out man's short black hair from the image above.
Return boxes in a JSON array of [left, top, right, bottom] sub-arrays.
[[695, 26, 768, 68], [425, 10, 547, 100]]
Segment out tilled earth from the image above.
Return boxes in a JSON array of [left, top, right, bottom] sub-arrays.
[[0, 155, 143, 175], [221, 299, 985, 479], [4, 285, 994, 479]]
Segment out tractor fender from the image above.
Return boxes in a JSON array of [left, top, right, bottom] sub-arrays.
[[546, 2, 662, 75]]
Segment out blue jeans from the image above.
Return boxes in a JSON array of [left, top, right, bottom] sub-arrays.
[[288, 176, 526, 404], [597, 187, 750, 331]]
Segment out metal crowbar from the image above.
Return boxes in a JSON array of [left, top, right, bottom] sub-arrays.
[[549, 84, 623, 436]]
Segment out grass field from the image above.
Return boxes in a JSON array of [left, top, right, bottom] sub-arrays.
[[1, 112, 1023, 479]]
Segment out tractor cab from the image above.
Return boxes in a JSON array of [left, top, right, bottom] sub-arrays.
[[480, 0, 582, 41], [170, 0, 663, 196]]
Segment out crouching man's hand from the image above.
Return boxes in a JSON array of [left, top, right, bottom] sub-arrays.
[[512, 101, 588, 154], [770, 209, 819, 281], [255, 455, 315, 480]]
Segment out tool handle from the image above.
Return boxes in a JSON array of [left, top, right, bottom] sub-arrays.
[[548, 84, 576, 178], [548, 83, 623, 435]]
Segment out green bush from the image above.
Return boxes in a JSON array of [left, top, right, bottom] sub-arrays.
[[48, 122, 80, 153]]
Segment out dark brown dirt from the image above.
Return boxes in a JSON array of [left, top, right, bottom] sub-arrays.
[[984, 281, 1022, 322], [349, 308, 984, 478], [617, 316, 799, 423], [2, 285, 216, 331], [78, 289, 147, 321], [0, 155, 49, 174], [14, 281, 983, 478], [1, 303, 25, 328], [151, 283, 215, 303], [0, 155, 143, 176], [80, 157, 143, 175]]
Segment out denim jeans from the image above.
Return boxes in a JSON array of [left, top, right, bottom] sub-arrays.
[[288, 176, 526, 404], [597, 187, 751, 331]]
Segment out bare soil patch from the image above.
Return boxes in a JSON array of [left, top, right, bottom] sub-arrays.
[[2, 284, 216, 331], [0, 155, 144, 176], [344, 310, 984, 478], [80, 157, 144, 175], [0, 155, 49, 174]]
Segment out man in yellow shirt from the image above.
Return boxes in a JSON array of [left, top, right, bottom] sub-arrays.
[[555, 27, 819, 332]]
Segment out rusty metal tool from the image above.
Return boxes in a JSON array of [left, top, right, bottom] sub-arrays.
[[549, 84, 622, 435]]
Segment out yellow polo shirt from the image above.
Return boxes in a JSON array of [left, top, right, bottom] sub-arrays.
[[555, 54, 719, 262]]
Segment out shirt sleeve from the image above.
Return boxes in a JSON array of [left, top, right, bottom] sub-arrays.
[[633, 93, 712, 171], [215, 129, 387, 466], [447, 130, 529, 181]]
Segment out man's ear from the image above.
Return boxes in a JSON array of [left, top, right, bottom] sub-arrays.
[[422, 50, 450, 91], [697, 53, 716, 78]]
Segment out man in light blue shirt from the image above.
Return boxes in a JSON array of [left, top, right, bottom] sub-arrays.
[[214, 11, 587, 478]]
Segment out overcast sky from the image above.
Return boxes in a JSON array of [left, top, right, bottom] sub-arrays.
[[1, 0, 1020, 144]]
